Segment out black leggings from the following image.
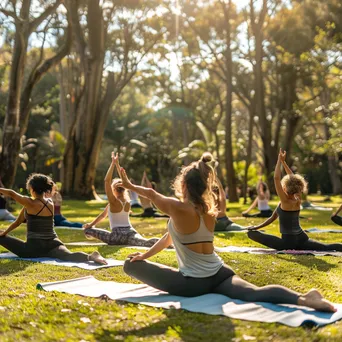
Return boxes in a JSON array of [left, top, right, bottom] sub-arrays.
[[248, 230, 342, 251], [132, 207, 169, 218], [123, 259, 299, 304], [0, 235, 89, 261], [331, 215, 342, 227], [242, 209, 273, 218]]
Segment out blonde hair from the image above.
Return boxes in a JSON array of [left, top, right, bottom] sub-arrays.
[[112, 178, 130, 202], [281, 174, 308, 195], [172, 152, 217, 216]]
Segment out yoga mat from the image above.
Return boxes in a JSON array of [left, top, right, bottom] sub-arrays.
[[215, 246, 342, 256], [0, 252, 123, 269], [305, 228, 342, 234], [37, 275, 342, 327]]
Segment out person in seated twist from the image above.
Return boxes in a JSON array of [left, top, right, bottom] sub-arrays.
[[119, 152, 335, 312], [83, 152, 160, 247], [247, 149, 342, 251]]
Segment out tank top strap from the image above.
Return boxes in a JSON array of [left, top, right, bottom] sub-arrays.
[[36, 199, 53, 216]]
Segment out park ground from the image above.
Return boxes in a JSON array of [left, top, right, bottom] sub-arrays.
[[0, 195, 342, 342]]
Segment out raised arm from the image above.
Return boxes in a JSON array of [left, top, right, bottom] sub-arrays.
[[83, 205, 109, 229], [274, 148, 289, 202], [128, 232, 172, 262], [0, 208, 26, 236], [281, 151, 293, 175], [120, 168, 181, 216], [247, 207, 279, 231], [0, 188, 32, 207], [104, 152, 119, 205]]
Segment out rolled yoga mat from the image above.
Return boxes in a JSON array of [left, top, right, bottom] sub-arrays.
[[37, 275, 342, 328]]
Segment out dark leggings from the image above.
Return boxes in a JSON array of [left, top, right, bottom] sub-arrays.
[[123, 259, 299, 304], [242, 209, 273, 218], [0, 235, 89, 261], [248, 230, 342, 251], [331, 215, 342, 227], [54, 214, 83, 228], [132, 207, 169, 218], [84, 226, 159, 247]]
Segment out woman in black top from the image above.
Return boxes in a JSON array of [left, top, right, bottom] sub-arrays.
[[247, 149, 342, 251], [0, 174, 107, 264]]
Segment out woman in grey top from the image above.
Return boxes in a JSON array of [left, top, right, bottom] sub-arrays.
[[120, 153, 335, 312], [0, 174, 107, 264], [247, 149, 342, 251]]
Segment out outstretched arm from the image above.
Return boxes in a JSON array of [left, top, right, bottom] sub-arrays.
[[0, 188, 32, 207], [247, 207, 279, 231], [0, 208, 26, 236], [128, 232, 172, 262], [120, 168, 180, 216], [242, 197, 258, 214], [83, 205, 109, 229]]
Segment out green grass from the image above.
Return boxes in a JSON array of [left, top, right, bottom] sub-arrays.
[[0, 196, 342, 341]]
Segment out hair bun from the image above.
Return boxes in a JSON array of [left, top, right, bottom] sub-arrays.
[[200, 152, 213, 164]]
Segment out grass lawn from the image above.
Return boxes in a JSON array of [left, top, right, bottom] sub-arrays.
[[0, 195, 342, 341]]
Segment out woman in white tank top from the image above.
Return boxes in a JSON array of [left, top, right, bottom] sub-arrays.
[[242, 181, 273, 218], [120, 152, 336, 312], [83, 153, 159, 247]]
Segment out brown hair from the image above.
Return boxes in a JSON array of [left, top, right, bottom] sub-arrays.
[[112, 178, 130, 202], [26, 173, 54, 195], [281, 174, 308, 195], [172, 152, 217, 215]]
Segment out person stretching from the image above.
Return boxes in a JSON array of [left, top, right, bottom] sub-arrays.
[[331, 204, 342, 226], [214, 178, 245, 232], [247, 149, 342, 251], [120, 152, 335, 312], [242, 181, 272, 218], [83, 153, 160, 247], [0, 174, 106, 264], [50, 185, 83, 228]]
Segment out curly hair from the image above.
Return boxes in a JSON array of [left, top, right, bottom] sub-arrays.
[[112, 178, 130, 202], [281, 174, 308, 195], [172, 152, 217, 215], [26, 173, 54, 195]]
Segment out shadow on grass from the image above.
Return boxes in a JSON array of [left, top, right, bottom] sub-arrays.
[[274, 254, 338, 271], [0, 259, 31, 275], [93, 308, 235, 342]]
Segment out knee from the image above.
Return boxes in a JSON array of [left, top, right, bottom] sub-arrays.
[[247, 230, 258, 239], [123, 258, 143, 276]]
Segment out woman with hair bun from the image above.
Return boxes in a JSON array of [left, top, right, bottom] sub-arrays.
[[83, 153, 160, 247], [0, 173, 107, 264], [120, 152, 336, 312], [247, 149, 342, 251]]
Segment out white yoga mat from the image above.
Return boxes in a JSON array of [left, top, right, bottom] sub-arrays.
[[0, 252, 123, 269], [37, 275, 342, 327], [305, 228, 342, 234], [215, 246, 342, 256]]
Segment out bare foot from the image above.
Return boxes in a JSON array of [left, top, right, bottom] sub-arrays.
[[299, 289, 336, 312], [89, 251, 107, 265]]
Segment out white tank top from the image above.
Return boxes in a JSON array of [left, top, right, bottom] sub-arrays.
[[258, 198, 270, 211], [108, 201, 131, 229]]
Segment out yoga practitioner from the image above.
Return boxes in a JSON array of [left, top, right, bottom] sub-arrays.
[[0, 177, 15, 222], [242, 181, 272, 218], [331, 204, 342, 226], [247, 149, 342, 251], [131, 171, 168, 218], [50, 185, 83, 228], [83, 153, 160, 247], [214, 178, 245, 232], [0, 174, 107, 264], [121, 152, 335, 312], [129, 179, 142, 208]]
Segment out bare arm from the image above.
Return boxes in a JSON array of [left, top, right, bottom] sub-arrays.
[[128, 232, 172, 262], [274, 149, 289, 202], [104, 152, 119, 205], [281, 159, 293, 175], [247, 208, 279, 231], [216, 178, 227, 213], [242, 197, 258, 214], [83, 206, 109, 228], [0, 188, 32, 207], [0, 208, 26, 236]]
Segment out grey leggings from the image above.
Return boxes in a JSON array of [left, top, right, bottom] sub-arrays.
[[248, 230, 342, 251], [123, 259, 299, 304], [84, 226, 159, 247], [0, 235, 89, 262]]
